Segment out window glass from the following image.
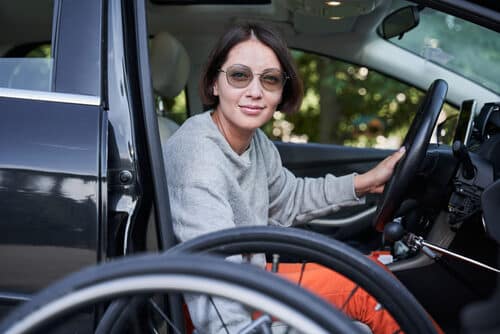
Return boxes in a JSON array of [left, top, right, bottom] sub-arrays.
[[156, 91, 188, 125], [387, 1, 500, 94], [0, 0, 53, 93], [0, 44, 52, 91], [262, 51, 459, 148]]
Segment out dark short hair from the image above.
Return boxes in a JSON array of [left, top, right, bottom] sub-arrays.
[[199, 22, 303, 114]]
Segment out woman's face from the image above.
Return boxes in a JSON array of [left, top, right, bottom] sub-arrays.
[[213, 38, 283, 134]]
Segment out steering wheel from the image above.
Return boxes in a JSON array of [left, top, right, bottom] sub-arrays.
[[374, 79, 448, 231]]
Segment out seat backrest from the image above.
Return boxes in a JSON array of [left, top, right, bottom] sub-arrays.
[[149, 31, 190, 141]]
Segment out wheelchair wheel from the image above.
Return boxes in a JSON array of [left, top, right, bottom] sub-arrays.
[[0, 253, 362, 334], [168, 226, 439, 334]]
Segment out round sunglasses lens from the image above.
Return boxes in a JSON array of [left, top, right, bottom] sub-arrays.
[[260, 71, 284, 91], [227, 67, 252, 88]]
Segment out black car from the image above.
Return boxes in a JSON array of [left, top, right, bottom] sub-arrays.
[[1, 0, 499, 333]]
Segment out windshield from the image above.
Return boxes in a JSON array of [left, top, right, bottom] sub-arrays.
[[387, 2, 500, 94]]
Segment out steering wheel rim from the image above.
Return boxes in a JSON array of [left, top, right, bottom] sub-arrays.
[[374, 79, 448, 231]]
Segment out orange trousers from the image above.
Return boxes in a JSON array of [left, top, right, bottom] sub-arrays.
[[269, 262, 402, 334], [184, 257, 444, 334]]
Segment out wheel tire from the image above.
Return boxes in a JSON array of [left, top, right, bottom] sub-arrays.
[[0, 253, 362, 334], [168, 226, 439, 334]]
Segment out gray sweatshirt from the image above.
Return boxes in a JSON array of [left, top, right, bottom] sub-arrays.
[[164, 111, 364, 333]]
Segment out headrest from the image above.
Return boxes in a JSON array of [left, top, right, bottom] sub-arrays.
[[149, 31, 190, 99]]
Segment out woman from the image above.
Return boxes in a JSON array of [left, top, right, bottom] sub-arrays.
[[164, 22, 406, 334]]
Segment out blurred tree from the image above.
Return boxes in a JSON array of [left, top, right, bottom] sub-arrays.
[[157, 91, 188, 125], [263, 50, 458, 148], [26, 44, 51, 58]]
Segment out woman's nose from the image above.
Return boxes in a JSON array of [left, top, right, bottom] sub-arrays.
[[246, 76, 263, 98]]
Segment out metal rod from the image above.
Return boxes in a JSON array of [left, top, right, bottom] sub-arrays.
[[271, 253, 280, 273], [239, 314, 272, 334], [421, 240, 500, 273]]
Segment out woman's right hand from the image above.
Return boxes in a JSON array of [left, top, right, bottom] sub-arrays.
[[354, 147, 405, 197]]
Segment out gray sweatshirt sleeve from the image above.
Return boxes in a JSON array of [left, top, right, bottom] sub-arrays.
[[263, 136, 365, 226]]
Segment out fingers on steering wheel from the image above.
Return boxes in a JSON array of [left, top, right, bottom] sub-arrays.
[[387, 147, 406, 169]]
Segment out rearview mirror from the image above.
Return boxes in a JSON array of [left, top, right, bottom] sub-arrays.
[[380, 6, 420, 39]]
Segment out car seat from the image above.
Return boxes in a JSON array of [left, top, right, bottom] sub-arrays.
[[149, 31, 190, 143]]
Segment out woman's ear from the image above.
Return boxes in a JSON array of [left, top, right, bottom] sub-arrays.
[[213, 82, 219, 96]]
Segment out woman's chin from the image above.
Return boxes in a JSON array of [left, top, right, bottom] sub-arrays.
[[236, 118, 267, 132], [236, 112, 272, 130]]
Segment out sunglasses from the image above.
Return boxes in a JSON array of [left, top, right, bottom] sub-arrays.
[[219, 64, 289, 92]]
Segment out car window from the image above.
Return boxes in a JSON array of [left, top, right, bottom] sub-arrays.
[[156, 90, 188, 125], [0, 1, 53, 93], [387, 1, 500, 94], [0, 45, 52, 92], [262, 50, 459, 148]]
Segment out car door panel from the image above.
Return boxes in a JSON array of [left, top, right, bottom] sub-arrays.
[[276, 141, 392, 239], [0, 0, 105, 318], [0, 93, 106, 295]]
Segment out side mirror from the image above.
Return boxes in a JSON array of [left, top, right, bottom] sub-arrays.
[[380, 6, 420, 40]]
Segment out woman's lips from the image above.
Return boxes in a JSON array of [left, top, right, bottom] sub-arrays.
[[239, 105, 264, 115]]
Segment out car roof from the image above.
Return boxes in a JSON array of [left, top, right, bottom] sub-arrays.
[[2, 0, 498, 46]]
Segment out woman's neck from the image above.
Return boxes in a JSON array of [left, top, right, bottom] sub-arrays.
[[211, 110, 253, 155]]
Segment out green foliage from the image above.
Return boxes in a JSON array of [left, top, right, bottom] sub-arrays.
[[157, 91, 188, 125], [26, 44, 51, 58], [263, 50, 458, 148]]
